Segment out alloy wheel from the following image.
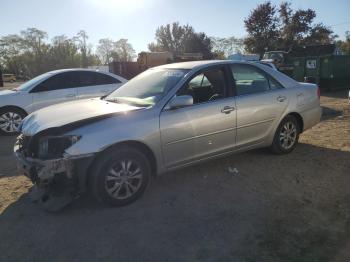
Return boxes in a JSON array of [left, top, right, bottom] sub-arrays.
[[279, 121, 297, 150], [104, 159, 143, 200], [0, 112, 23, 133]]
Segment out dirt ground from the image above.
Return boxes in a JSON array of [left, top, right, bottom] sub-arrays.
[[0, 87, 349, 262]]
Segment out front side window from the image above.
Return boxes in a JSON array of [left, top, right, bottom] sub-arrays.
[[16, 72, 53, 91], [231, 65, 270, 96], [177, 68, 226, 104], [105, 68, 187, 107], [33, 72, 75, 92]]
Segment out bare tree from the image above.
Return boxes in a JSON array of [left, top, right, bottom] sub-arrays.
[[96, 38, 115, 64], [211, 36, 244, 57], [114, 39, 136, 62], [74, 30, 89, 67]]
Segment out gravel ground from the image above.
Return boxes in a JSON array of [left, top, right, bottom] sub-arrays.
[[0, 87, 349, 262]]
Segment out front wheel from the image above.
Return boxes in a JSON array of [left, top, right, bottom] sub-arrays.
[[89, 146, 151, 206], [0, 108, 26, 136], [270, 115, 300, 154]]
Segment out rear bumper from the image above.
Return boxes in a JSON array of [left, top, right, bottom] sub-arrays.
[[300, 106, 322, 131]]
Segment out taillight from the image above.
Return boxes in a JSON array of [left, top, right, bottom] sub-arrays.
[[317, 86, 320, 99]]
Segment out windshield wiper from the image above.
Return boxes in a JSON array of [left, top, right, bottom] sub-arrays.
[[104, 97, 120, 103]]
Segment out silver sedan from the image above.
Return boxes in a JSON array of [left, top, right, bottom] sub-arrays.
[[14, 60, 321, 210]]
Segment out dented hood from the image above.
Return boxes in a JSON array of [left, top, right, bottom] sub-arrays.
[[21, 98, 141, 136]]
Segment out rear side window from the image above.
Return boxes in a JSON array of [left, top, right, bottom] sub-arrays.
[[231, 64, 269, 96], [268, 77, 284, 90], [77, 72, 120, 87], [95, 73, 120, 85], [77, 72, 96, 87]]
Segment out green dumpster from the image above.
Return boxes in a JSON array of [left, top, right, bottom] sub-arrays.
[[290, 54, 350, 91]]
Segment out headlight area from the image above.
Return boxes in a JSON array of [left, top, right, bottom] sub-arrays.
[[38, 135, 81, 159], [14, 134, 95, 211]]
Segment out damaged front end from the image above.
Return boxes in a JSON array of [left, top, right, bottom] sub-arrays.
[[14, 133, 94, 212]]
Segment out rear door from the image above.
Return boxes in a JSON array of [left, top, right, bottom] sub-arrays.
[[231, 64, 289, 147], [31, 72, 77, 111], [76, 71, 122, 99], [160, 66, 237, 168]]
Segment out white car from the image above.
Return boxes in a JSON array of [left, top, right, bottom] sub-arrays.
[[0, 69, 126, 135]]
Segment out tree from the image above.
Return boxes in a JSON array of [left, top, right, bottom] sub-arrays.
[[96, 38, 115, 64], [244, 1, 336, 55], [211, 36, 244, 58], [48, 35, 81, 69], [303, 23, 336, 45], [336, 31, 350, 54], [278, 2, 335, 48], [19, 28, 50, 76], [244, 2, 279, 56], [74, 30, 89, 67], [149, 22, 188, 53], [20, 28, 48, 54], [148, 22, 213, 59], [114, 39, 136, 62], [0, 34, 22, 58], [0, 28, 102, 78], [0, 35, 24, 76], [96, 38, 135, 63]]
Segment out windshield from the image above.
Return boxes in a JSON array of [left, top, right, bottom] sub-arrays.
[[105, 68, 188, 106], [15, 72, 52, 91], [263, 52, 284, 61]]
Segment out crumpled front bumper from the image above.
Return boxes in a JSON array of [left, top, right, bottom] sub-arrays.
[[14, 143, 74, 184], [14, 142, 95, 211]]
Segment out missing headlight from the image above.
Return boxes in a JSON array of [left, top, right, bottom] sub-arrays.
[[38, 135, 81, 159]]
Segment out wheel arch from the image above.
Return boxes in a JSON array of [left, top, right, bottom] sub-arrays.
[[89, 140, 158, 178], [287, 112, 304, 133], [0, 105, 28, 116]]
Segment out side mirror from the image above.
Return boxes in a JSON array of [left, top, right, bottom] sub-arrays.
[[168, 95, 193, 110]]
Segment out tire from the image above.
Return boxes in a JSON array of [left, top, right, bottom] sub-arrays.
[[0, 107, 26, 136], [270, 115, 300, 154], [89, 146, 151, 206]]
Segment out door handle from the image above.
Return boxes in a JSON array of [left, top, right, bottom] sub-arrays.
[[221, 106, 235, 114], [276, 95, 286, 102], [101, 89, 109, 93], [66, 94, 75, 98]]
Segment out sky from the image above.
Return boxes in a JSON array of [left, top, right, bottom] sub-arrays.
[[1, 0, 350, 53]]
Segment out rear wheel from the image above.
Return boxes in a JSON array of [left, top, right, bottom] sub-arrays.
[[89, 146, 151, 206], [0, 108, 26, 135], [270, 115, 300, 154]]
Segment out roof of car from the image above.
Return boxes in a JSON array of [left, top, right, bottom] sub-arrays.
[[156, 60, 233, 70], [45, 68, 127, 82], [156, 59, 298, 88], [48, 68, 108, 74]]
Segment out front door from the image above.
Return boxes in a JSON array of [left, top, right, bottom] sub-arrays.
[[160, 66, 237, 168], [30, 72, 77, 111]]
